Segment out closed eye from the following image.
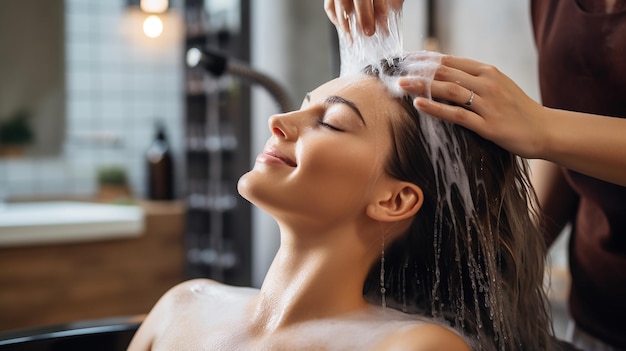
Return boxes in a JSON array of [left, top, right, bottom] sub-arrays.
[[317, 119, 343, 132], [305, 92, 366, 128]]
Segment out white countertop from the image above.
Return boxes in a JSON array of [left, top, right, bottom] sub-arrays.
[[0, 201, 144, 247]]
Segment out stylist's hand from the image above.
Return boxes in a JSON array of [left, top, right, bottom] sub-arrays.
[[325, 0, 404, 36], [399, 55, 547, 159]]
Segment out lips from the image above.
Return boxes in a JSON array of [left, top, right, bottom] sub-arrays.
[[261, 145, 296, 167]]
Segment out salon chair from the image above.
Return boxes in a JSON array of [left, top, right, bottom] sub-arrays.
[[0, 315, 143, 351]]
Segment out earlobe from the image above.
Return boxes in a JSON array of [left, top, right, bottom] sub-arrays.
[[366, 182, 423, 222]]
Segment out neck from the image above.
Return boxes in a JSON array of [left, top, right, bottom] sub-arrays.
[[248, 222, 380, 333]]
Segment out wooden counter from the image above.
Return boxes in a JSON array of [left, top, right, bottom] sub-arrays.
[[0, 201, 186, 332]]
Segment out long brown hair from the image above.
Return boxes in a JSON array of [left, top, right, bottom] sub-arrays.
[[362, 60, 558, 351]]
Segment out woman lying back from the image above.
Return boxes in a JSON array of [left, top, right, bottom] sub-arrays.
[[128, 54, 560, 351]]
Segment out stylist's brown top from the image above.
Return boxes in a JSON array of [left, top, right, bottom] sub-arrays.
[[532, 0, 626, 348]]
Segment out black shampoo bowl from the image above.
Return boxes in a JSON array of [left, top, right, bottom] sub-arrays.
[[0, 315, 143, 351]]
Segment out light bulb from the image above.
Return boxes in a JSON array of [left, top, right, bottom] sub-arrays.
[[143, 15, 163, 38], [140, 0, 168, 13]]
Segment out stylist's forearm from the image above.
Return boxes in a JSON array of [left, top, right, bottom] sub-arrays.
[[543, 108, 626, 187]]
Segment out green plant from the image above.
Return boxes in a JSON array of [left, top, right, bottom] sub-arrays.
[[0, 110, 34, 146], [97, 165, 129, 186]]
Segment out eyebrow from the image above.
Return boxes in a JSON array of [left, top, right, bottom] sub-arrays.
[[305, 93, 366, 126]]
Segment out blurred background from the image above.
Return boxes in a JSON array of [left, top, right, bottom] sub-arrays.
[[0, 0, 569, 339]]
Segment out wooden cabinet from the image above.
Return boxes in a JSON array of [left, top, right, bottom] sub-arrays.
[[0, 201, 185, 332]]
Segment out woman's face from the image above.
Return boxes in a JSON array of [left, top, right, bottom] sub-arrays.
[[238, 74, 405, 228]]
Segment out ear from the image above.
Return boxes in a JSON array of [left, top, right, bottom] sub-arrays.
[[366, 181, 423, 223]]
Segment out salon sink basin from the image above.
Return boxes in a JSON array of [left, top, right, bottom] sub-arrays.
[[0, 201, 144, 247]]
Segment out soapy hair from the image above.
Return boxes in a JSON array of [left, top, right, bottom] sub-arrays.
[[361, 58, 559, 351]]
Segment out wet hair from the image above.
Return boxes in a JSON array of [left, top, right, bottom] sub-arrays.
[[362, 60, 559, 351]]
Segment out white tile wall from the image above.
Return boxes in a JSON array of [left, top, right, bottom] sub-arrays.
[[1, 0, 184, 200]]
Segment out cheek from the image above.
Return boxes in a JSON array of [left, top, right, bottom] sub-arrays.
[[297, 137, 387, 201]]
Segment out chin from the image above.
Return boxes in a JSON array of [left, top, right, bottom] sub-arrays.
[[236, 171, 289, 217], [236, 172, 253, 202], [237, 170, 269, 207]]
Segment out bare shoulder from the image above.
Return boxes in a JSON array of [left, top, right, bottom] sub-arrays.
[[127, 279, 257, 351], [373, 323, 472, 351], [160, 278, 258, 304], [163, 278, 223, 303], [127, 279, 219, 350]]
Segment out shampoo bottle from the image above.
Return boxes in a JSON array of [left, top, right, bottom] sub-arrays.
[[146, 122, 174, 200]]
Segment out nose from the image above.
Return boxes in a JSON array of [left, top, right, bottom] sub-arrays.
[[268, 112, 298, 140]]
